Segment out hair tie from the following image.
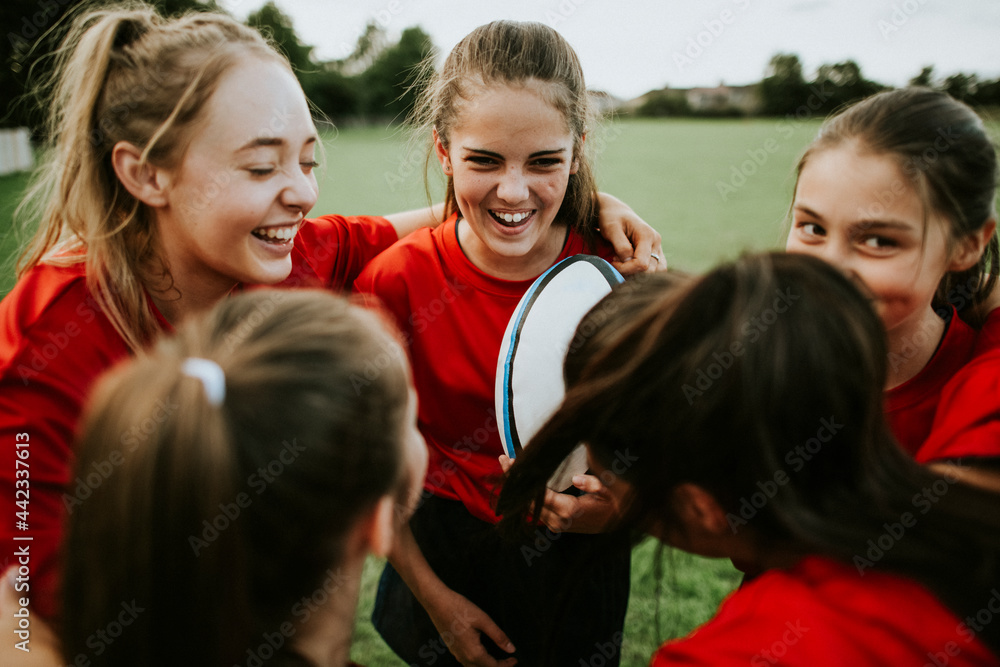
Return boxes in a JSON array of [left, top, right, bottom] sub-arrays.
[[181, 358, 226, 407]]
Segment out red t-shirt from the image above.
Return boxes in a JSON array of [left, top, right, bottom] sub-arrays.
[[354, 214, 615, 523], [974, 308, 1000, 356], [0, 214, 395, 619], [884, 307, 977, 458], [917, 348, 1000, 463], [651, 556, 998, 667]]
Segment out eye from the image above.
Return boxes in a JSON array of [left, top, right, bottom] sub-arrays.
[[532, 157, 563, 168], [465, 155, 497, 167], [247, 166, 275, 177], [301, 160, 320, 173], [861, 235, 897, 250], [796, 222, 825, 238]]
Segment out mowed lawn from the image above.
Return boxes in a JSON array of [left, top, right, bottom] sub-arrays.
[[0, 118, 814, 665]]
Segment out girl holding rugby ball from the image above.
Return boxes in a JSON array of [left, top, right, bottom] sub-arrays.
[[0, 4, 657, 623], [355, 20, 651, 667]]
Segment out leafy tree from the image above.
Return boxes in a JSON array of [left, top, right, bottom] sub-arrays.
[[247, 1, 312, 73], [943, 73, 977, 104], [2, 0, 217, 130], [811, 60, 883, 113], [358, 26, 434, 122], [635, 91, 692, 117], [757, 53, 811, 116], [909, 66, 935, 88]]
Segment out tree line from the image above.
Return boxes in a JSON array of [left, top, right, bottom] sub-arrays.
[[636, 53, 1000, 118], [1, 0, 433, 132]]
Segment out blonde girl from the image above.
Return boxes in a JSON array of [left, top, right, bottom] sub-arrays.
[[0, 4, 656, 621]]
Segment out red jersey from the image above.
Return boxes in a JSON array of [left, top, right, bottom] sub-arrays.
[[0, 214, 395, 620], [651, 556, 998, 667], [354, 214, 615, 523], [884, 307, 977, 458], [917, 348, 1000, 463], [974, 308, 1000, 356]]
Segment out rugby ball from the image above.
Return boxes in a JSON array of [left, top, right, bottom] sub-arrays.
[[496, 255, 624, 491]]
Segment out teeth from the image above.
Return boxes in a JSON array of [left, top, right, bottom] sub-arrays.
[[494, 211, 528, 224], [253, 225, 296, 241]]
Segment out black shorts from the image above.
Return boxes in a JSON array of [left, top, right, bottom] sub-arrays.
[[372, 494, 631, 666]]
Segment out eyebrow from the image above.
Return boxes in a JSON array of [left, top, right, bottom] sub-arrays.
[[795, 205, 915, 233], [238, 136, 317, 151], [461, 147, 567, 159]]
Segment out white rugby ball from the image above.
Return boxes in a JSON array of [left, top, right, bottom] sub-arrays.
[[496, 255, 624, 491]]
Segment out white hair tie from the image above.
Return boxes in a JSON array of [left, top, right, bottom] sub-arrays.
[[181, 358, 226, 407]]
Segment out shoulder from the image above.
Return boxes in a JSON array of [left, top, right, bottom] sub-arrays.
[[295, 214, 398, 264], [0, 261, 128, 412], [0, 262, 105, 363], [919, 348, 1000, 462], [355, 222, 447, 290], [653, 556, 968, 667]]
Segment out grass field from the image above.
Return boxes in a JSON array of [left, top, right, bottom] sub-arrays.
[[0, 118, 815, 665]]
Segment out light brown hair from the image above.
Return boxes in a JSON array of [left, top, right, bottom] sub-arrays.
[[61, 289, 410, 666], [17, 3, 287, 350], [410, 20, 601, 247]]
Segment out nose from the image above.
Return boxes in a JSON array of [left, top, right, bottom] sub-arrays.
[[496, 166, 529, 204], [282, 167, 318, 216]]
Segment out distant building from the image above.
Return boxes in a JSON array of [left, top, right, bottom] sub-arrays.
[[683, 83, 759, 114], [623, 82, 761, 116]]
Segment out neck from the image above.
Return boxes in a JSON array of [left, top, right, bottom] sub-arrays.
[[145, 262, 238, 328], [456, 218, 568, 282], [292, 556, 364, 667], [884, 306, 946, 390]]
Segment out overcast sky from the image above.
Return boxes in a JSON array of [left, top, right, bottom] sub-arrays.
[[227, 0, 1000, 101]]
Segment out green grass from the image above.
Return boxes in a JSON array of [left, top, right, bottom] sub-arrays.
[[0, 118, 816, 666]]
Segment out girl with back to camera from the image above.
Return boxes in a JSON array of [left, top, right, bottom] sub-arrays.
[[4, 288, 427, 667], [0, 3, 657, 619], [354, 20, 654, 667], [784, 87, 999, 462], [499, 252, 1000, 666]]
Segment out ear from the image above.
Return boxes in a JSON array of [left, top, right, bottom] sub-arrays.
[[359, 496, 397, 558], [432, 128, 453, 176], [111, 141, 170, 208], [672, 483, 729, 535], [949, 218, 997, 272]]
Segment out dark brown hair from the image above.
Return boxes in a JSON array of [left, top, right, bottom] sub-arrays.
[[498, 252, 1000, 653], [411, 20, 600, 247], [795, 87, 999, 324], [61, 290, 410, 666]]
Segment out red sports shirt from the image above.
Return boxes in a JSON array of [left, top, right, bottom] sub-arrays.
[[0, 214, 396, 619], [354, 214, 615, 523], [651, 556, 998, 667], [884, 307, 977, 459]]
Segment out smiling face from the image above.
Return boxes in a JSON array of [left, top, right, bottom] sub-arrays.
[[435, 80, 579, 281], [155, 56, 319, 298], [786, 142, 966, 345]]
